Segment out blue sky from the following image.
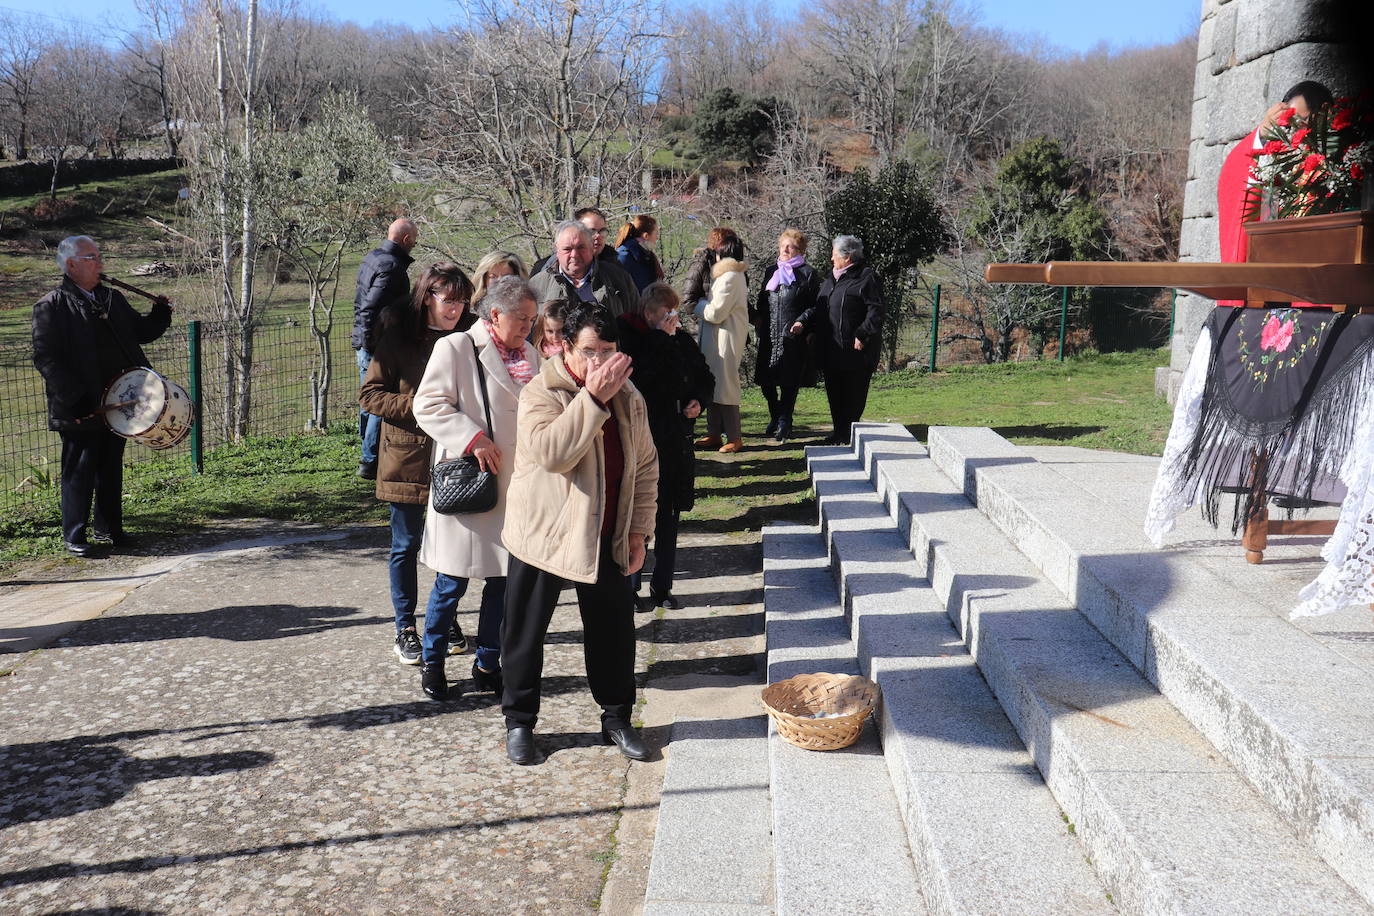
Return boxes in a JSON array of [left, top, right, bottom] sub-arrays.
[[0, 0, 1201, 54]]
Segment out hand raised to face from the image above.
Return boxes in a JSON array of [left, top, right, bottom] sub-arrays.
[[585, 351, 633, 402]]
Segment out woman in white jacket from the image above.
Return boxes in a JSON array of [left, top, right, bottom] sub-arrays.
[[412, 276, 541, 701], [695, 236, 749, 453]]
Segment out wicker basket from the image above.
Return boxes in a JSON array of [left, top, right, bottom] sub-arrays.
[[761, 673, 880, 751]]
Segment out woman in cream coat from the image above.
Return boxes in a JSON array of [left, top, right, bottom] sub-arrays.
[[412, 275, 540, 701], [696, 236, 749, 453]]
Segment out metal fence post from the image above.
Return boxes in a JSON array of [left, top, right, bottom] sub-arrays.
[[1058, 287, 1069, 361], [188, 319, 204, 474], [928, 284, 941, 371]]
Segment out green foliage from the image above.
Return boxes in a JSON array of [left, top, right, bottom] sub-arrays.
[[823, 159, 951, 368], [691, 88, 786, 165]]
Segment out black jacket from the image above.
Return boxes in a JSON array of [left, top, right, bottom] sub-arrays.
[[617, 314, 715, 513], [752, 261, 820, 384], [32, 277, 173, 431], [351, 239, 414, 351], [797, 261, 884, 372]]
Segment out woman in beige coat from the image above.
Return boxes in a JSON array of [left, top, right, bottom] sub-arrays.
[[695, 236, 749, 453], [412, 276, 540, 701], [498, 302, 659, 766]]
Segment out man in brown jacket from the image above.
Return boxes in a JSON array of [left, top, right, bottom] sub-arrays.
[[500, 303, 658, 765]]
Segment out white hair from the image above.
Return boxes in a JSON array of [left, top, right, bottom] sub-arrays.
[[833, 235, 864, 261], [477, 275, 536, 322], [553, 220, 593, 248], [56, 236, 96, 271]]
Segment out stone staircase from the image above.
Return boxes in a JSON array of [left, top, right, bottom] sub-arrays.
[[643, 423, 1374, 914]]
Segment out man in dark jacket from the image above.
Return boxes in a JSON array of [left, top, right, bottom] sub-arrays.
[[528, 221, 640, 318], [793, 235, 884, 446], [32, 235, 173, 556], [353, 218, 418, 479]]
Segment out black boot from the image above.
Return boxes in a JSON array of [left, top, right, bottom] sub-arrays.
[[774, 416, 792, 444], [471, 660, 503, 696], [420, 662, 450, 701]]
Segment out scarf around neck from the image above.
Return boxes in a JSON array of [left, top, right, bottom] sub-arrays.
[[766, 255, 806, 292]]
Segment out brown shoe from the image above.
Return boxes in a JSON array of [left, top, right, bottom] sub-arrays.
[[695, 435, 722, 449], [718, 440, 743, 454]]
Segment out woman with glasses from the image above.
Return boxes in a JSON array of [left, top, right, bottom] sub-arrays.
[[359, 262, 473, 674], [411, 275, 542, 701], [497, 303, 660, 766]]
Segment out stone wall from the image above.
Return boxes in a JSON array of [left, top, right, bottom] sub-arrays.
[[1159, 0, 1371, 401]]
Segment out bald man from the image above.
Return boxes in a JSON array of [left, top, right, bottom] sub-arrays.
[[353, 218, 418, 479]]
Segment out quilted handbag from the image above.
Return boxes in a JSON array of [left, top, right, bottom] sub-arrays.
[[430, 344, 498, 515]]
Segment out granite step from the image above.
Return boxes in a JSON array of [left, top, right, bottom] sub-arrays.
[[764, 523, 1111, 914], [918, 423, 1374, 905], [815, 426, 1369, 915], [642, 716, 774, 916]]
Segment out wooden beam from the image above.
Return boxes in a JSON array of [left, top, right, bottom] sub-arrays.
[[984, 263, 1049, 284], [986, 261, 1374, 305]]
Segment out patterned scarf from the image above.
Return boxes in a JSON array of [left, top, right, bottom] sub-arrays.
[[484, 322, 535, 386]]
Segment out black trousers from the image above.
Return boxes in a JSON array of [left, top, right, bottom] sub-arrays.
[[501, 536, 636, 730], [760, 384, 799, 424], [633, 502, 680, 599], [59, 429, 126, 544], [823, 367, 873, 444]]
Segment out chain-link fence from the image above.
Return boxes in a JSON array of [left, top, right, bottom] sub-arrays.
[[0, 316, 359, 515]]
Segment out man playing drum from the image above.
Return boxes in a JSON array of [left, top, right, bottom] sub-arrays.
[[32, 236, 172, 557]]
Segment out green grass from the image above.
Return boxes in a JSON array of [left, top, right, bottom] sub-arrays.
[[682, 348, 1172, 537], [0, 422, 383, 569]]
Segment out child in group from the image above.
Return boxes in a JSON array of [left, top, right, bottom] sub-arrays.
[[532, 300, 567, 359]]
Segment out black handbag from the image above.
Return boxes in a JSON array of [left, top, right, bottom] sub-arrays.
[[430, 344, 498, 515]]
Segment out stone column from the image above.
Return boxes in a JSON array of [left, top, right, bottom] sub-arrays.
[[1160, 0, 1369, 401]]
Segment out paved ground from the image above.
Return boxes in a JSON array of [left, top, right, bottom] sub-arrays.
[[0, 515, 770, 915]]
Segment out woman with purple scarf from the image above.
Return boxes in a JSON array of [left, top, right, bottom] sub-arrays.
[[752, 229, 820, 443]]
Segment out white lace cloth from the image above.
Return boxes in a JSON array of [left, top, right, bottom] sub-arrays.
[[1145, 327, 1374, 618]]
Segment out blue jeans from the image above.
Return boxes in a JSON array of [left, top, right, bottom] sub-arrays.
[[389, 502, 425, 632], [423, 573, 507, 668], [356, 348, 381, 466]]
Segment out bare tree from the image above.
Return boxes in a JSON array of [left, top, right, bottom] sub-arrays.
[[409, 0, 667, 263], [28, 37, 134, 195], [126, 0, 184, 157], [258, 92, 392, 429], [0, 12, 45, 160]]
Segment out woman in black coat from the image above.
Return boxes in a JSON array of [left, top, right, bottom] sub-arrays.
[[617, 281, 715, 611], [752, 228, 820, 443], [793, 235, 884, 446]]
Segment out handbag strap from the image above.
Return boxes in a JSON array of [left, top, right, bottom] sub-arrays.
[[470, 334, 495, 440]]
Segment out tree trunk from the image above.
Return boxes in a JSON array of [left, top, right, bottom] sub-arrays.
[[233, 0, 259, 441]]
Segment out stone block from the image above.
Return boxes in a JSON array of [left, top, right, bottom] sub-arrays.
[[1182, 177, 1216, 220], [1178, 213, 1220, 261], [643, 716, 773, 911], [1268, 41, 1355, 99], [1196, 12, 1216, 62], [1236, 0, 1348, 65], [1210, 1, 1237, 74], [1184, 142, 1228, 211], [1207, 58, 1272, 143]]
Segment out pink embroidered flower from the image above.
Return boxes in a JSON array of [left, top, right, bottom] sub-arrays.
[[1260, 315, 1295, 352]]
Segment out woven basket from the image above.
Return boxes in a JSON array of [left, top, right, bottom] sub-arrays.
[[761, 673, 880, 751]]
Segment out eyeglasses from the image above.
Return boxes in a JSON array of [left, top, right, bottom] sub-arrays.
[[71, 253, 102, 261], [575, 346, 618, 363], [430, 293, 468, 307]]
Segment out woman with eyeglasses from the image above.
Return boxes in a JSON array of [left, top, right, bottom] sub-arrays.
[[359, 262, 474, 676], [412, 275, 543, 702], [497, 303, 660, 766]]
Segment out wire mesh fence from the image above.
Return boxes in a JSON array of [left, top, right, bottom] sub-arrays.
[[0, 315, 359, 516]]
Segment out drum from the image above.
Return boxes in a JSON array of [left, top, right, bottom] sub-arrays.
[[101, 368, 194, 450]]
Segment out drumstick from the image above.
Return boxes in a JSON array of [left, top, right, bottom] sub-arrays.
[[100, 273, 173, 309]]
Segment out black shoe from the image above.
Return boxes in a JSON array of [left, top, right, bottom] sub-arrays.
[[420, 662, 450, 701], [602, 724, 650, 761], [651, 592, 681, 611], [764, 417, 780, 437], [63, 540, 97, 558], [92, 530, 135, 548], [634, 594, 657, 613], [471, 661, 502, 695], [447, 621, 468, 655], [357, 461, 378, 480], [774, 418, 791, 444], [394, 628, 421, 665], [506, 726, 544, 765]]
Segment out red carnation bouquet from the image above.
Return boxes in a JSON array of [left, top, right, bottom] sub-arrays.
[[1244, 95, 1374, 221]]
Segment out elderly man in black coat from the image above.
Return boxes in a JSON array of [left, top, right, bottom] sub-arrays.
[[32, 235, 172, 556], [353, 217, 418, 479], [792, 235, 885, 446]]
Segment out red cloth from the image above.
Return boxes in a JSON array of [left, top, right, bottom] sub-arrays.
[[565, 362, 624, 536], [1216, 128, 1322, 308]]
